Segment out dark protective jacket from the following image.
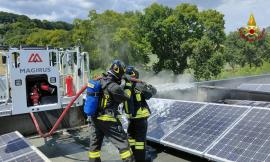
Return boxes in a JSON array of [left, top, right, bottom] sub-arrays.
[[124, 81, 157, 119], [95, 76, 130, 122]]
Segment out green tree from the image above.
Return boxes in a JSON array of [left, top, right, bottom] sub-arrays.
[[140, 3, 203, 74], [189, 9, 225, 80], [0, 11, 73, 46], [224, 31, 269, 69], [190, 37, 224, 80], [140, 3, 225, 80], [26, 29, 72, 47], [72, 10, 150, 70], [3, 21, 38, 45]]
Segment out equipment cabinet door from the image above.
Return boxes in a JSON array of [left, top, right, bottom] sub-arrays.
[[9, 50, 60, 115]]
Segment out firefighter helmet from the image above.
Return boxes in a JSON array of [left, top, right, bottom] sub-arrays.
[[126, 66, 139, 79], [108, 60, 126, 80]]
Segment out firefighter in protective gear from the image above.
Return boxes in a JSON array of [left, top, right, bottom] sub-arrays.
[[124, 66, 157, 162], [88, 60, 134, 162]]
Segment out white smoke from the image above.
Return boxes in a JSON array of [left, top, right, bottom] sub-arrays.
[[140, 70, 195, 92]]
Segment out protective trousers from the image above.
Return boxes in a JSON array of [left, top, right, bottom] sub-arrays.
[[127, 118, 148, 162], [89, 117, 134, 162]]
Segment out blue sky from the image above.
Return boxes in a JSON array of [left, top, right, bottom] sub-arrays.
[[0, 0, 269, 32]]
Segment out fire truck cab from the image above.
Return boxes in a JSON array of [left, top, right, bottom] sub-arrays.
[[0, 46, 89, 116]]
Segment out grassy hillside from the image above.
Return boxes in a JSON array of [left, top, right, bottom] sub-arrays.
[[216, 61, 270, 80], [0, 11, 73, 46]]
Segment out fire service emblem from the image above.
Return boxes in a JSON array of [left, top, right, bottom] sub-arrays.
[[239, 14, 266, 42]]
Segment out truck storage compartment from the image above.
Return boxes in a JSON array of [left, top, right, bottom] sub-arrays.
[[26, 74, 57, 107]]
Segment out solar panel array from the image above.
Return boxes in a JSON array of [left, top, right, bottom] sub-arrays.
[[0, 131, 50, 162], [143, 98, 270, 162], [162, 104, 247, 155], [237, 83, 270, 93]]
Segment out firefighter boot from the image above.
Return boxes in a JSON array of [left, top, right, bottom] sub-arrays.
[[88, 151, 101, 162], [123, 154, 135, 162]]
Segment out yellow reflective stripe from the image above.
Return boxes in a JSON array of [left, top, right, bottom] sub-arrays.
[[136, 93, 141, 101], [120, 150, 132, 159], [125, 89, 131, 97], [126, 82, 132, 86], [135, 146, 144, 150], [136, 142, 144, 146], [136, 108, 149, 115], [89, 151, 101, 158], [135, 142, 144, 150], [134, 114, 150, 118], [124, 101, 129, 113], [103, 95, 109, 108], [123, 89, 131, 113], [128, 139, 136, 146], [126, 108, 150, 119], [133, 108, 150, 119], [97, 115, 117, 122]]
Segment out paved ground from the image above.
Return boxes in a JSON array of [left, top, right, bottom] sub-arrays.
[[28, 128, 208, 162]]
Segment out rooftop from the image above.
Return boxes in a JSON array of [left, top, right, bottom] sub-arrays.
[[27, 127, 207, 162]]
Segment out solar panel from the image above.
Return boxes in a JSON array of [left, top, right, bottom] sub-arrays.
[[0, 131, 50, 162], [161, 104, 248, 156], [147, 100, 205, 142], [206, 108, 270, 162]]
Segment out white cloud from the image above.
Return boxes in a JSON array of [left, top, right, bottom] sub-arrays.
[[27, 12, 59, 21], [0, 7, 15, 13], [216, 0, 270, 32], [0, 0, 91, 22]]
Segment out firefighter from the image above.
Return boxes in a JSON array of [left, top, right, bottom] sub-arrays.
[[88, 60, 134, 162], [124, 66, 157, 162]]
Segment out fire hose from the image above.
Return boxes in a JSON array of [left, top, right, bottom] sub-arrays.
[[30, 85, 87, 138]]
